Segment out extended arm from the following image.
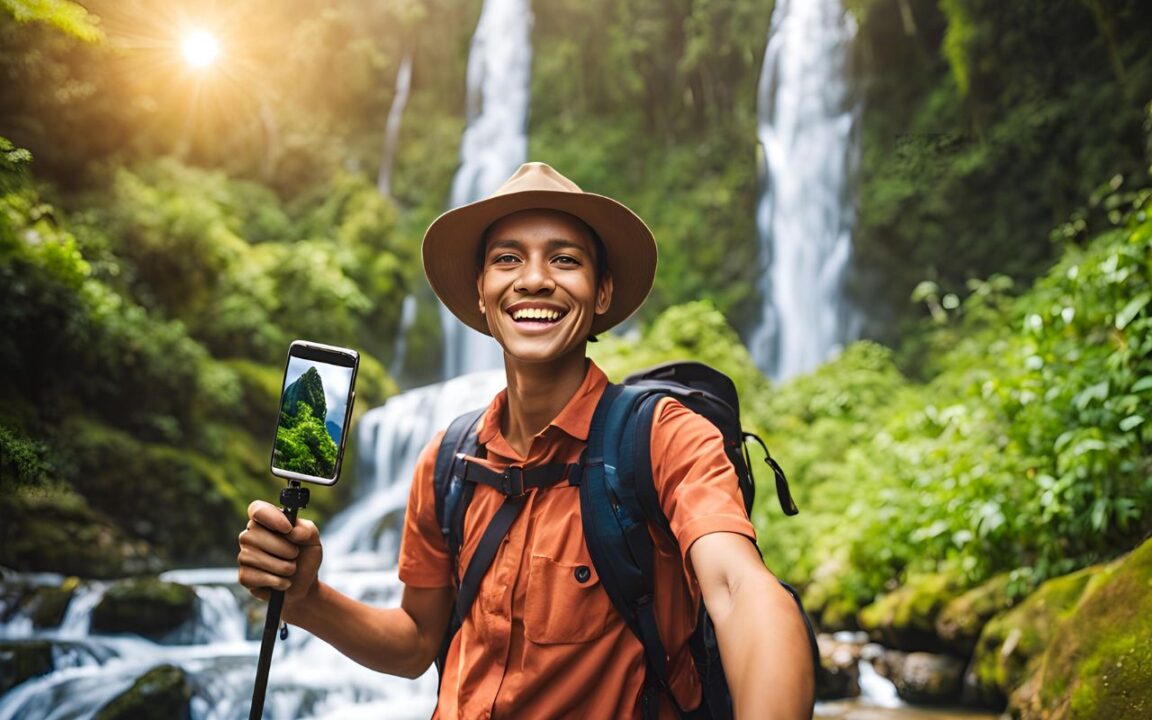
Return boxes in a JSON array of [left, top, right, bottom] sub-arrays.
[[238, 500, 453, 678], [689, 531, 815, 719]]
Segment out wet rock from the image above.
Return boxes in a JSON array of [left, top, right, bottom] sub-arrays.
[[91, 578, 196, 638], [893, 652, 965, 704], [0, 640, 53, 694], [23, 580, 77, 628], [872, 648, 966, 705], [94, 664, 191, 720], [815, 633, 862, 699]]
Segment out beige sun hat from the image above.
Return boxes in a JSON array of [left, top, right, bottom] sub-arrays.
[[422, 162, 658, 336]]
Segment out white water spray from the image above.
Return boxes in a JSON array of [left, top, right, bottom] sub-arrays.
[[749, 0, 861, 379]]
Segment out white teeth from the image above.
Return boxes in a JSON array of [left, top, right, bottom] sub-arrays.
[[513, 308, 562, 321]]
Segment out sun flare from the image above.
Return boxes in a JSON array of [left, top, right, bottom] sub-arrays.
[[182, 30, 221, 68]]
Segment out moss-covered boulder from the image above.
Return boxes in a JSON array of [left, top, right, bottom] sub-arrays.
[[858, 571, 969, 652], [966, 562, 1107, 709], [0, 489, 155, 579], [22, 579, 78, 628], [94, 664, 191, 720], [935, 572, 1018, 656], [0, 640, 53, 694], [91, 579, 196, 638], [1011, 539, 1152, 719]]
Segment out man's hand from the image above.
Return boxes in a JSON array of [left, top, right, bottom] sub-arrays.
[[237, 499, 323, 606]]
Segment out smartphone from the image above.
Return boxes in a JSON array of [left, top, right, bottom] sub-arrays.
[[270, 340, 360, 486]]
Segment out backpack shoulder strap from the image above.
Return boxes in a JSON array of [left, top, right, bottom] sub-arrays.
[[433, 407, 485, 570], [432, 407, 484, 679], [581, 383, 682, 719]]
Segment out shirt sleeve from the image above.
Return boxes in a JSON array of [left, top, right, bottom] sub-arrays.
[[649, 397, 757, 564], [397, 430, 454, 588]]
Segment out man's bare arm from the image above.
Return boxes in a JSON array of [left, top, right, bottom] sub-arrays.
[[690, 531, 815, 719], [285, 582, 453, 678], [238, 500, 453, 678]]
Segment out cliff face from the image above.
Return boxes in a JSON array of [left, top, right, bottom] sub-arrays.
[[281, 366, 327, 423]]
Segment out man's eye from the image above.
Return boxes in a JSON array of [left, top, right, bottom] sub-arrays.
[[554, 255, 580, 265], [492, 253, 520, 264]]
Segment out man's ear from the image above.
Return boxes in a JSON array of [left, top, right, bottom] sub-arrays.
[[476, 274, 486, 314], [595, 273, 613, 316]]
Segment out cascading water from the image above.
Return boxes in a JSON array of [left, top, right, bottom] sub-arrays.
[[0, 371, 507, 719], [377, 51, 414, 199], [748, 0, 861, 380], [439, 0, 533, 379]]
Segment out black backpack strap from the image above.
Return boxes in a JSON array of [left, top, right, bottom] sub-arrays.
[[582, 383, 682, 720], [432, 407, 580, 681], [433, 408, 484, 678], [434, 408, 486, 582], [743, 431, 798, 516]]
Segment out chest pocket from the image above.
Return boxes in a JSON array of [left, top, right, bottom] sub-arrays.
[[524, 553, 614, 645]]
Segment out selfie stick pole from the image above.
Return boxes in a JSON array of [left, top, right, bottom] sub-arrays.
[[248, 481, 310, 720]]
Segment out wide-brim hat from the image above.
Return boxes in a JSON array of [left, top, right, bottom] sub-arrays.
[[422, 162, 657, 336]]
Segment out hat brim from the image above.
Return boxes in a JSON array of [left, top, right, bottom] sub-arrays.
[[423, 189, 657, 336]]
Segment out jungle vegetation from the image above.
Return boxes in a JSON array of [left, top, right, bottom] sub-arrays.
[[1, 0, 1150, 626]]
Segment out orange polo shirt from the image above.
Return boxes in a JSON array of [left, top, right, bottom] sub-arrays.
[[399, 361, 755, 719]]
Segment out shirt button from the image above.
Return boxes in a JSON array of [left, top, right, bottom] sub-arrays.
[[574, 565, 591, 583]]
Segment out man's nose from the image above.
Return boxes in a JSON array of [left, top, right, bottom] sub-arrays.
[[514, 257, 555, 293]]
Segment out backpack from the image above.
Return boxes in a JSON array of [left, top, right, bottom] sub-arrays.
[[431, 361, 817, 719]]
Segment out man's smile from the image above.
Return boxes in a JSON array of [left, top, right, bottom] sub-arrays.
[[507, 303, 568, 325]]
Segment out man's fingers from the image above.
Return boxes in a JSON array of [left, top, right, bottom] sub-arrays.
[[287, 518, 320, 545], [237, 541, 297, 578], [237, 563, 292, 596], [248, 499, 293, 533], [240, 524, 301, 560]]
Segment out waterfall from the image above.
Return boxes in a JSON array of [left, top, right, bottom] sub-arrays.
[[439, 0, 533, 379], [377, 51, 413, 199], [749, 0, 861, 380]]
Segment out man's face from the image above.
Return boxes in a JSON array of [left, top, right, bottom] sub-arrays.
[[476, 209, 613, 366]]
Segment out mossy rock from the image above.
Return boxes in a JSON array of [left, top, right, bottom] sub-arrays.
[[0, 640, 53, 694], [967, 562, 1106, 709], [94, 664, 191, 720], [935, 572, 1016, 656], [23, 580, 77, 628], [0, 489, 153, 579], [798, 559, 866, 632], [858, 571, 969, 652], [1013, 539, 1152, 719], [91, 579, 196, 638]]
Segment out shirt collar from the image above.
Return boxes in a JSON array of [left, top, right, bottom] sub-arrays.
[[477, 360, 609, 447]]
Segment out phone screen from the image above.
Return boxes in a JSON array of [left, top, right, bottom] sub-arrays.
[[270, 340, 359, 485]]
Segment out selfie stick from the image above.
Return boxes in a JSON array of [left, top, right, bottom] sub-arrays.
[[248, 481, 310, 720]]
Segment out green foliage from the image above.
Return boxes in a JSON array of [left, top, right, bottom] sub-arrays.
[[850, 0, 1152, 344], [273, 401, 338, 479], [0, 141, 395, 569], [759, 184, 1152, 620], [0, 0, 102, 42]]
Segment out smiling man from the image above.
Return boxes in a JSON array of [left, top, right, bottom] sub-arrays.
[[238, 163, 815, 719]]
